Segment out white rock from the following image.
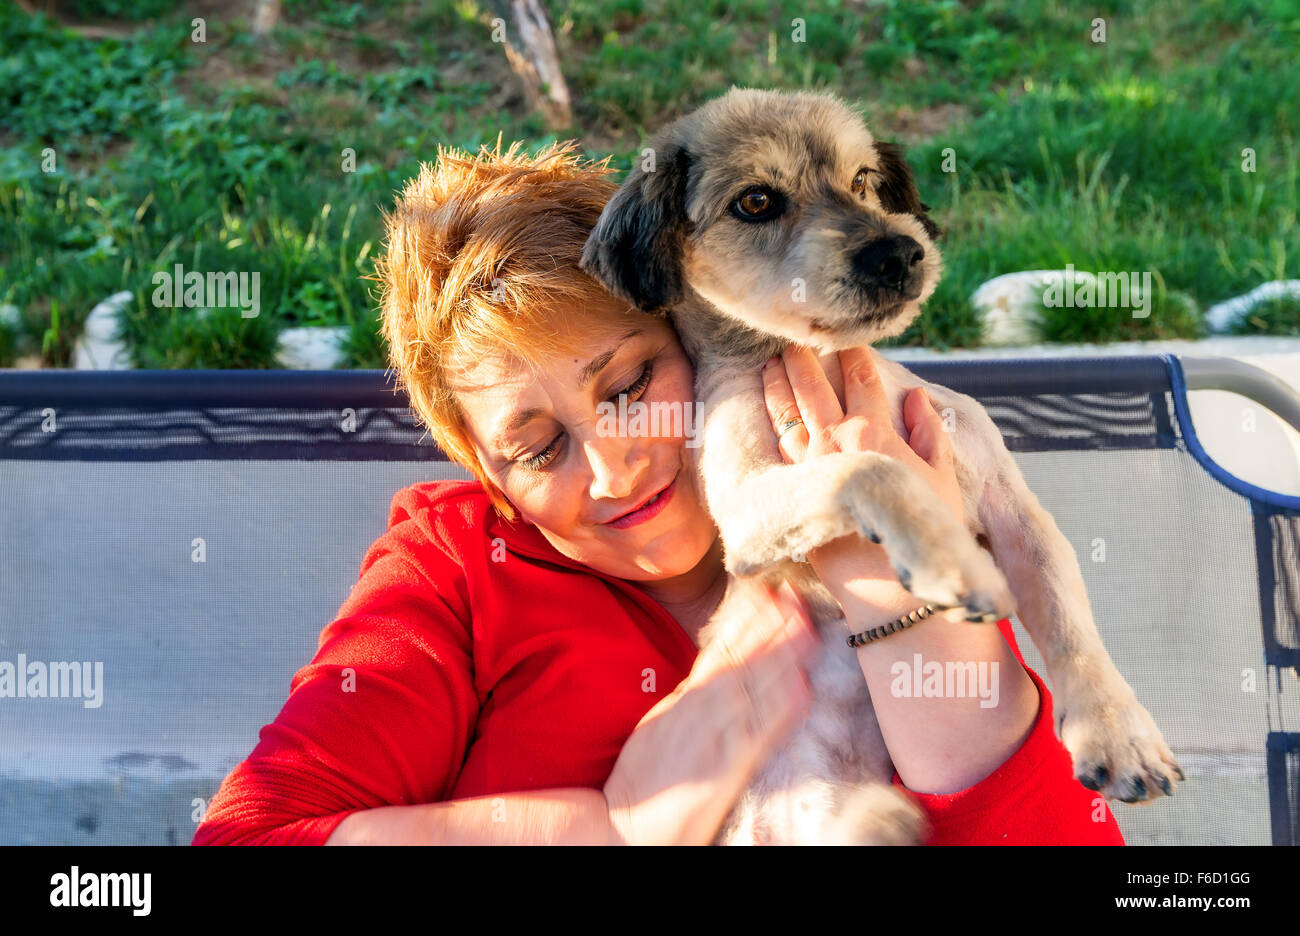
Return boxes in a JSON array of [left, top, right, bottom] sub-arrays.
[[73, 291, 134, 370], [971, 271, 1065, 346], [1205, 280, 1300, 333], [275, 326, 350, 370]]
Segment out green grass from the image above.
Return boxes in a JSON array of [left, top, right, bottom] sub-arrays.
[[0, 0, 1297, 368]]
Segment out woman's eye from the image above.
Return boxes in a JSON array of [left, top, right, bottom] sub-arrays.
[[611, 361, 654, 402], [516, 363, 654, 472], [851, 168, 872, 196], [519, 438, 560, 471]]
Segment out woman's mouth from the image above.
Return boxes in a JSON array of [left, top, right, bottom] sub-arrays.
[[606, 472, 678, 529]]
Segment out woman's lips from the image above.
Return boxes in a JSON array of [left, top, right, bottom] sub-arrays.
[[606, 473, 678, 529]]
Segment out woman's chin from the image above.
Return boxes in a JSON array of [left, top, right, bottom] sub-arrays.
[[622, 526, 715, 580]]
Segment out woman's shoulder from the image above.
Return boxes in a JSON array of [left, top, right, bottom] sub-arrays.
[[387, 478, 493, 532], [363, 478, 493, 576]]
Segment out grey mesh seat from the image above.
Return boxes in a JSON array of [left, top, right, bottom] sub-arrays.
[[1, 354, 1297, 845]]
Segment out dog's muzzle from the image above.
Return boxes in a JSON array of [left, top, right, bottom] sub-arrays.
[[851, 235, 925, 297]]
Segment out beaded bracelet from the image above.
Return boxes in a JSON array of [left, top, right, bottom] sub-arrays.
[[846, 603, 937, 648]]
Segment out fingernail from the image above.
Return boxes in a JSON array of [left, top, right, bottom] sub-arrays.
[[764, 356, 779, 370]]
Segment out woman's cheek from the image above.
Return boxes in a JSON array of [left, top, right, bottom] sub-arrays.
[[653, 361, 698, 420]]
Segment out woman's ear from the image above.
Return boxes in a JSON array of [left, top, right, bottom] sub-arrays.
[[874, 141, 941, 241], [581, 140, 692, 313]]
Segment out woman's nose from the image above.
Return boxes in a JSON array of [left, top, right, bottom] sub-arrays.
[[583, 432, 649, 501]]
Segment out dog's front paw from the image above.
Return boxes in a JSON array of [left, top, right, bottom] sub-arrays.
[[1056, 682, 1184, 803], [840, 474, 1015, 623], [825, 784, 927, 846]]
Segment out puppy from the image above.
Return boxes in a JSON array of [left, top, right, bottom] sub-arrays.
[[582, 88, 1182, 844]]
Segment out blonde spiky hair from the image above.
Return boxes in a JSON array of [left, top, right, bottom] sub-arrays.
[[374, 139, 634, 520]]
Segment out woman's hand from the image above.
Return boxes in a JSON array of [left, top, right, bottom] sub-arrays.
[[760, 344, 964, 595], [603, 576, 820, 845]]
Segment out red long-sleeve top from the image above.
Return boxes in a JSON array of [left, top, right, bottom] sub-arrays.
[[192, 479, 1124, 846]]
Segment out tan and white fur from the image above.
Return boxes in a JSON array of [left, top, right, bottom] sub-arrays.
[[581, 88, 1182, 844]]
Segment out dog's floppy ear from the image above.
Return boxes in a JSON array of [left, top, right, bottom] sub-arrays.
[[581, 142, 692, 313], [874, 141, 941, 241]]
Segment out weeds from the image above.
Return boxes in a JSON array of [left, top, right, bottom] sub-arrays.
[[1, 0, 1296, 368]]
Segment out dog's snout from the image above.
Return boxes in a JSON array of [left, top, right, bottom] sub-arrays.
[[852, 236, 925, 292]]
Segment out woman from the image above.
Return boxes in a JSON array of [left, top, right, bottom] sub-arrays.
[[192, 142, 1123, 845]]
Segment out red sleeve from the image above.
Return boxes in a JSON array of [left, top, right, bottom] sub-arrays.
[[891, 619, 1125, 846], [192, 540, 477, 846]]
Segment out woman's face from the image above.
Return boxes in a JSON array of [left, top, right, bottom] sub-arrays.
[[453, 307, 718, 582]]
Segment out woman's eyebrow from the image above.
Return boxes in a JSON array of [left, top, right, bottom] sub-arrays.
[[490, 327, 644, 450], [577, 328, 642, 388]]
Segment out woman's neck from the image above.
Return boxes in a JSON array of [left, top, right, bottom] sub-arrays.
[[631, 536, 728, 646]]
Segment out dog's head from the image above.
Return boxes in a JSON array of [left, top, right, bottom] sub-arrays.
[[581, 88, 942, 350]]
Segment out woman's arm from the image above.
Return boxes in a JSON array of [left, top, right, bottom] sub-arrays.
[[828, 571, 1036, 793], [326, 790, 616, 845], [823, 562, 1122, 845], [324, 576, 821, 846], [761, 345, 1038, 795]]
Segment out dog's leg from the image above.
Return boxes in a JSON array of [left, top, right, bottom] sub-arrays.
[[696, 369, 1015, 621], [976, 453, 1183, 802]]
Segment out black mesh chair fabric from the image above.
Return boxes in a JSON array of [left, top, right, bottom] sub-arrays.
[[1, 354, 1297, 845]]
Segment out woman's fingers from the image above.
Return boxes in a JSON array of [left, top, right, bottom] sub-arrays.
[[762, 355, 810, 462], [839, 346, 891, 422], [718, 579, 817, 744], [780, 344, 842, 441], [902, 386, 953, 470], [708, 577, 815, 667], [692, 577, 818, 767]]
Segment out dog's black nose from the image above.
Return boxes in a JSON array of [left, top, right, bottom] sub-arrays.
[[852, 236, 925, 292]]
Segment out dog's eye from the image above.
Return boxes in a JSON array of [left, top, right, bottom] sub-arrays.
[[731, 186, 782, 221], [851, 168, 873, 196]]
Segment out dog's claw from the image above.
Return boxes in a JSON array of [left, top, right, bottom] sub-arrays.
[[1118, 776, 1148, 803], [961, 595, 1000, 623], [1077, 764, 1108, 792], [958, 588, 1003, 623]]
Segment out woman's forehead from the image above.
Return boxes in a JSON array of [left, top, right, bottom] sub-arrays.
[[451, 310, 659, 384], [449, 315, 661, 439]]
